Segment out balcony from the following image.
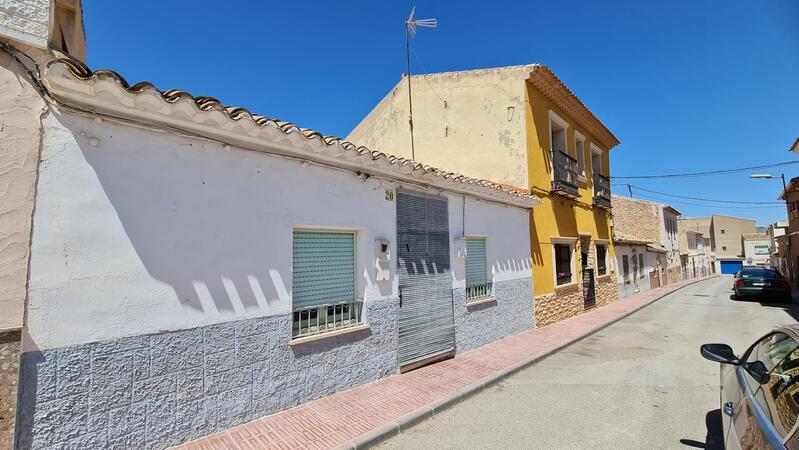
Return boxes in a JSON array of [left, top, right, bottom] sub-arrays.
[[593, 173, 611, 209], [551, 150, 579, 198]]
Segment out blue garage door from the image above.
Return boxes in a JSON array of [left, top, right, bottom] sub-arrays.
[[720, 260, 743, 275]]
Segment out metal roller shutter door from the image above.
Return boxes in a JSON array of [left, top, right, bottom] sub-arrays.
[[396, 189, 455, 367]]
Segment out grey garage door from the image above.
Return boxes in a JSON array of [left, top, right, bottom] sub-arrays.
[[396, 189, 455, 367]]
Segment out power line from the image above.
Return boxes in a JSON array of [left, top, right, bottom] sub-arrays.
[[614, 161, 799, 179], [628, 185, 784, 205], [623, 191, 785, 209]]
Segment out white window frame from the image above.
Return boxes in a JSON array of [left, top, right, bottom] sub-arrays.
[[464, 235, 493, 302], [590, 143, 603, 176], [590, 143, 603, 199], [548, 111, 570, 181], [552, 237, 578, 288], [574, 131, 586, 180]]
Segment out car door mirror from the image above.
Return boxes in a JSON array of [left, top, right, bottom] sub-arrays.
[[745, 361, 770, 384], [701, 343, 739, 365]]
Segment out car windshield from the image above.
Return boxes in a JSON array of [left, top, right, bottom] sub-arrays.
[[739, 268, 779, 278]]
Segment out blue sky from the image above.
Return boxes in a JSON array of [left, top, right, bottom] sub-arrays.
[[83, 1, 799, 225]]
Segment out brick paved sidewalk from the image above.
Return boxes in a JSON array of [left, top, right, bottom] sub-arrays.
[[176, 276, 716, 450]]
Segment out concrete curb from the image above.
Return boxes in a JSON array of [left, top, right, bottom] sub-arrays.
[[340, 275, 718, 450]]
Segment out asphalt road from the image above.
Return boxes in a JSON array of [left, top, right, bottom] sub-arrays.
[[376, 276, 799, 450]]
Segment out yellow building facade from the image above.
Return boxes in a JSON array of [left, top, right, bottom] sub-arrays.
[[348, 64, 620, 326]]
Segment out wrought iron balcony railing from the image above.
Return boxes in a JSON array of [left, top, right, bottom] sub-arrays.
[[551, 150, 579, 197], [593, 173, 611, 209]]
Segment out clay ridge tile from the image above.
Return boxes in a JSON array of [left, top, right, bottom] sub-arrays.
[[45, 57, 541, 206]]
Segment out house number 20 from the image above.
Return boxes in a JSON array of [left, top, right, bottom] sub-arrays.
[[385, 190, 394, 201]]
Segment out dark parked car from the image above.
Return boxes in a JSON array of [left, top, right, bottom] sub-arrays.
[[702, 327, 799, 449], [734, 267, 791, 302]]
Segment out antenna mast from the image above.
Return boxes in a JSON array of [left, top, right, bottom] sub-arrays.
[[404, 7, 436, 161]]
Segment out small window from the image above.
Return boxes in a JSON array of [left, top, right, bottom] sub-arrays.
[[292, 230, 359, 338], [755, 245, 770, 255], [465, 237, 492, 302], [554, 243, 573, 285], [549, 112, 568, 157], [575, 133, 586, 176], [591, 146, 602, 177], [622, 255, 630, 280], [596, 245, 607, 276], [638, 254, 644, 278], [722, 246, 727, 251], [721, 229, 726, 235]]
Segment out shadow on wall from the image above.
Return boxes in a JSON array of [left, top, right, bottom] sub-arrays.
[[75, 126, 288, 314], [490, 257, 533, 278], [529, 211, 544, 267], [594, 210, 609, 238]]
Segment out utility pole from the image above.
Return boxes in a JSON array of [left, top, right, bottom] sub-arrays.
[[405, 28, 415, 161], [404, 7, 436, 162]]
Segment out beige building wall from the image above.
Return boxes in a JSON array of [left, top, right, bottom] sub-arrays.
[[743, 234, 771, 266], [711, 215, 756, 258], [347, 66, 533, 189], [0, 48, 47, 332], [611, 195, 661, 242], [681, 217, 712, 247]]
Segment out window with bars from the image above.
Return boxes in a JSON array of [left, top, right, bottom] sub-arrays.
[[465, 237, 492, 302], [292, 230, 361, 338], [555, 243, 573, 285], [596, 245, 607, 276]]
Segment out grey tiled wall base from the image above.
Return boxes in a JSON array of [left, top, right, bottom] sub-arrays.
[[453, 278, 534, 353], [15, 298, 398, 449]]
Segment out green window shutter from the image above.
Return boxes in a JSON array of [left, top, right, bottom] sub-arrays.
[[465, 238, 487, 286], [292, 231, 355, 310]]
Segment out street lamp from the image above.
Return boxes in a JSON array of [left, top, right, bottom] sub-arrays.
[[750, 173, 787, 195], [750, 173, 790, 278]]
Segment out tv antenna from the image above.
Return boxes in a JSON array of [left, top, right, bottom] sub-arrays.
[[404, 7, 436, 161]]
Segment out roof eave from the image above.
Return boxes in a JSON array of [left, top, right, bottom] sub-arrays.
[[43, 58, 542, 209], [526, 65, 620, 150]]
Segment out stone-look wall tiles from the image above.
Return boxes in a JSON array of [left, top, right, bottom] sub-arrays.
[[453, 278, 534, 353], [0, 331, 20, 449], [534, 277, 619, 327], [16, 298, 398, 449], [611, 196, 661, 243]]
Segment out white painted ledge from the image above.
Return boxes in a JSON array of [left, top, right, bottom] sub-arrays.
[[466, 297, 497, 309], [290, 323, 371, 346]]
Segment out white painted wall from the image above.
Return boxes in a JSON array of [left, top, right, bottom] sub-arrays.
[[449, 195, 532, 288], [26, 111, 532, 351], [0, 0, 49, 48], [614, 244, 656, 285], [743, 239, 771, 265]]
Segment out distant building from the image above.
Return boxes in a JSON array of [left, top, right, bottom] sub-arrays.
[[678, 224, 710, 278], [611, 196, 685, 297], [681, 217, 716, 272], [742, 233, 771, 266], [767, 220, 788, 272]]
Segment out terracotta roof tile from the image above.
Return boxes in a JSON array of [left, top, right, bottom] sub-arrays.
[[44, 57, 541, 208]]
